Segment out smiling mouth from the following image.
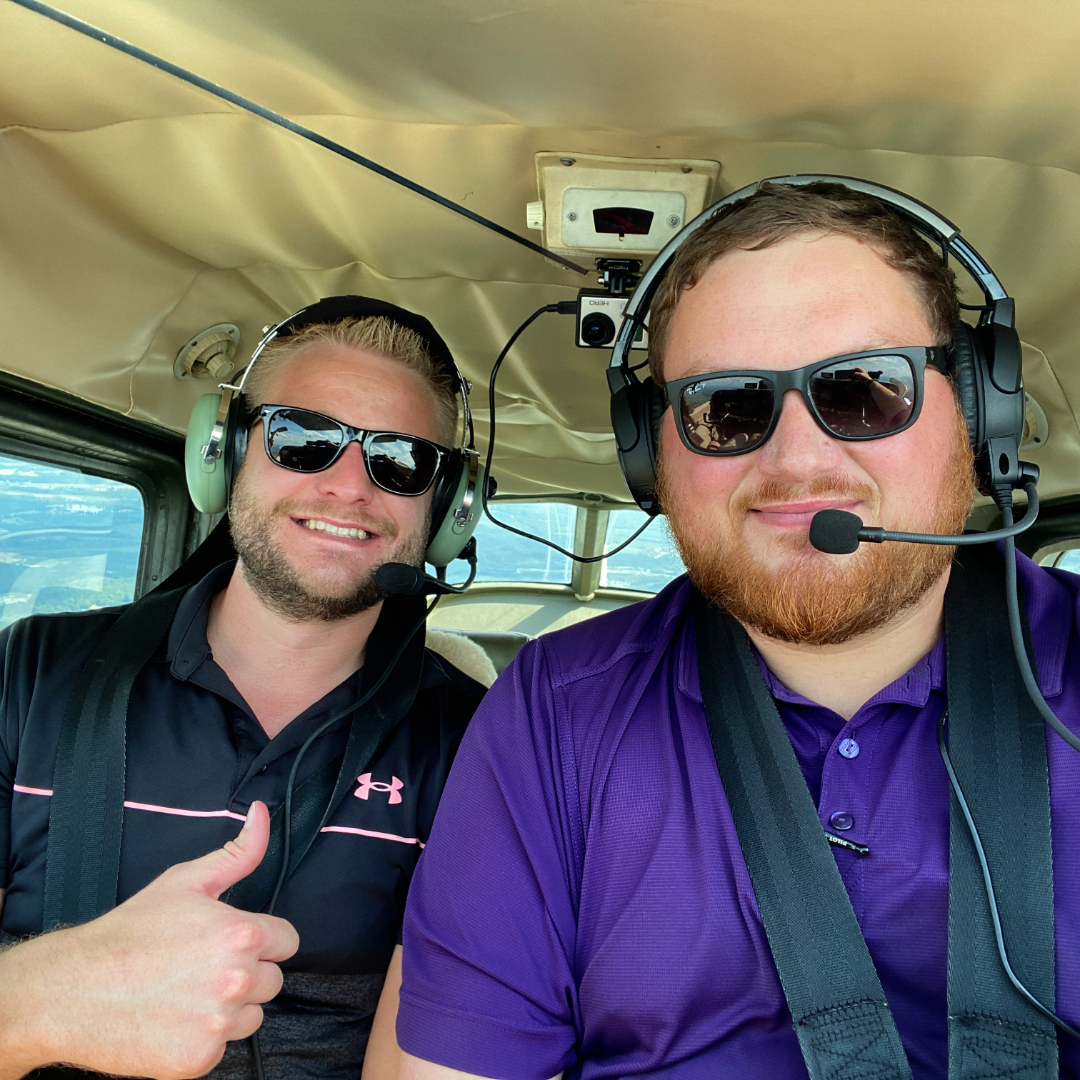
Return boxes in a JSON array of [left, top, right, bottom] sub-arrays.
[[296, 517, 372, 540]]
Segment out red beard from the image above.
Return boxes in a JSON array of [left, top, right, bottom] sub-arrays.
[[658, 415, 977, 646]]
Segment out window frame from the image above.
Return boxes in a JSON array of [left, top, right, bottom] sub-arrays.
[[0, 371, 194, 599]]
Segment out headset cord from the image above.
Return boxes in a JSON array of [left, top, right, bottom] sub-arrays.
[[1000, 497, 1080, 754], [482, 304, 655, 562], [249, 595, 439, 1080]]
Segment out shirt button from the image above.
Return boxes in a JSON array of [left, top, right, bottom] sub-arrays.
[[829, 811, 855, 832], [838, 738, 860, 759]]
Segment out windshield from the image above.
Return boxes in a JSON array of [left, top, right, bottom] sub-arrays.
[[471, 503, 685, 593]]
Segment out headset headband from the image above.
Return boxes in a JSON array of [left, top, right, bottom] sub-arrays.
[[610, 174, 1015, 378]]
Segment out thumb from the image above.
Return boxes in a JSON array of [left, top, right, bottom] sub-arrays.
[[174, 800, 271, 900]]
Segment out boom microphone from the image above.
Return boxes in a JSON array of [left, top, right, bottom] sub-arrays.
[[375, 563, 469, 596], [809, 482, 1041, 555]]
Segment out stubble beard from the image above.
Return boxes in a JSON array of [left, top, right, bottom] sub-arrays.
[[658, 413, 977, 647], [228, 470, 430, 623]]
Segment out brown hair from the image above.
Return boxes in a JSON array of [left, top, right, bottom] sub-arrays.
[[243, 315, 459, 445], [647, 181, 960, 382]]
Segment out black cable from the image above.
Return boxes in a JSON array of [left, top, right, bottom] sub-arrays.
[[9, 0, 589, 277], [250, 594, 439, 1079], [1000, 495, 1080, 755], [482, 305, 656, 564], [937, 710, 1080, 1041]]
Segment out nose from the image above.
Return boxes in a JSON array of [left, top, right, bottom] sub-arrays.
[[314, 440, 378, 503], [755, 389, 845, 482]]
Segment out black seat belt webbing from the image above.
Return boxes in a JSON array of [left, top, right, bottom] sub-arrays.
[[695, 596, 913, 1080], [944, 548, 1057, 1079], [42, 519, 235, 930]]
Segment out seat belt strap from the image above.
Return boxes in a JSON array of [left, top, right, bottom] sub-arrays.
[[43, 520, 236, 929], [695, 596, 913, 1080], [42, 581, 186, 929], [944, 547, 1057, 1079]]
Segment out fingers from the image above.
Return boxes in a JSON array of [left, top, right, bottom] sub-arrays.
[[170, 801, 271, 900], [250, 912, 301, 964], [229, 1003, 266, 1045]]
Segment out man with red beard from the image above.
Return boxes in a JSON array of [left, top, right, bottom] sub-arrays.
[[394, 183, 1080, 1079], [0, 301, 493, 1079]]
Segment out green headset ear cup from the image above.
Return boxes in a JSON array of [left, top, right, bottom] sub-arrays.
[[185, 393, 230, 515], [425, 459, 485, 568]]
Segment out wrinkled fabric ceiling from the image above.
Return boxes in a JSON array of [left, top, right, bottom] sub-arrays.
[[1, 0, 1079, 501]]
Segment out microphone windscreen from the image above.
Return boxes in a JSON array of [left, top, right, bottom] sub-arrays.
[[375, 562, 425, 595], [809, 509, 865, 555]]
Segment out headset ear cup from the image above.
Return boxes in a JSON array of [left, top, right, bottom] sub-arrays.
[[185, 393, 231, 515], [425, 452, 484, 568], [609, 371, 664, 515], [948, 322, 983, 453]]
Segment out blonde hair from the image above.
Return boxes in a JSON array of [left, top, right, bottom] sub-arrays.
[[243, 316, 459, 445]]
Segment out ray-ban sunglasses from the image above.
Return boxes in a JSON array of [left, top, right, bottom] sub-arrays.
[[254, 405, 449, 496], [663, 347, 946, 456]]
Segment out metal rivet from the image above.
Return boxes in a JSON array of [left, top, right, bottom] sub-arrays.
[[560, 157, 576, 166]]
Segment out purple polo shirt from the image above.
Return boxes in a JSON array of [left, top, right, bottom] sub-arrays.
[[399, 551, 1080, 1079]]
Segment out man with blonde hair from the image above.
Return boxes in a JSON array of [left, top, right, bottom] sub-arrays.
[[0, 297, 492, 1079]]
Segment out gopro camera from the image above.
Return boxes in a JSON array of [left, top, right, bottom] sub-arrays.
[[576, 291, 648, 350]]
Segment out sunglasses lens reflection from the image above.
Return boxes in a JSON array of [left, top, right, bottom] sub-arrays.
[[366, 434, 441, 495], [266, 408, 343, 471], [679, 376, 775, 453], [810, 355, 915, 437]]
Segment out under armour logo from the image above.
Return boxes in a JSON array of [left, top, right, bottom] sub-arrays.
[[354, 773, 403, 805]]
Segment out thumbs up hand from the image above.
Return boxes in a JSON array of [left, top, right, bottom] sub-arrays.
[[0, 802, 300, 1080]]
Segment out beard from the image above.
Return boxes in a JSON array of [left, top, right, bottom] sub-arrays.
[[658, 413, 977, 647], [228, 470, 430, 623]]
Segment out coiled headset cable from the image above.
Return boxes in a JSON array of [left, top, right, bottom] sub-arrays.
[[250, 595, 439, 1079], [482, 304, 655, 562]]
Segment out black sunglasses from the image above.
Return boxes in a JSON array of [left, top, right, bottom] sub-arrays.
[[255, 405, 448, 496], [663, 347, 946, 456]]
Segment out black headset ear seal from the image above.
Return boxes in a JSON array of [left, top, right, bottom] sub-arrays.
[[947, 321, 985, 453], [222, 392, 250, 507], [427, 449, 464, 545]]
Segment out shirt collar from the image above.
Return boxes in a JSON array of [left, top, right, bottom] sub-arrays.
[[752, 637, 946, 712], [162, 557, 449, 694]]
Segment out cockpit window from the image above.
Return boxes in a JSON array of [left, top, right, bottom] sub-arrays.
[[0, 452, 144, 630], [600, 510, 685, 592], [470, 503, 684, 593]]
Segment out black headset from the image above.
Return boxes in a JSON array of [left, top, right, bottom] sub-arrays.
[[184, 295, 483, 568], [607, 174, 1027, 514]]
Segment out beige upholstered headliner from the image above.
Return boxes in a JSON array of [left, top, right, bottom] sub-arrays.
[[1, 0, 1079, 501]]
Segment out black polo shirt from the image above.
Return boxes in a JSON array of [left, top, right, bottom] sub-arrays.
[[0, 561, 486, 1076]]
